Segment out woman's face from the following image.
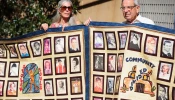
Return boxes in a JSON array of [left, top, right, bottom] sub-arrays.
[[162, 65, 169, 74], [10, 83, 15, 90], [44, 42, 49, 50], [59, 1, 72, 19], [45, 62, 50, 69]]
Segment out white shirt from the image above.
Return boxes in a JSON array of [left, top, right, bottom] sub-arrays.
[[10, 67, 18, 76], [56, 44, 64, 52], [123, 14, 155, 25], [73, 83, 79, 93], [71, 65, 80, 72]]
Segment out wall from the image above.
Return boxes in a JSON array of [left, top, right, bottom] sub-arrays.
[[76, 0, 175, 29], [139, 0, 175, 29], [76, 0, 125, 23]]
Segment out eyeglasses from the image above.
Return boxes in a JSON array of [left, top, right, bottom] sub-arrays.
[[60, 6, 73, 11], [120, 5, 136, 10]]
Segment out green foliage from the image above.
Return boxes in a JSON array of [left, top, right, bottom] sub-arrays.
[[0, 0, 80, 38]]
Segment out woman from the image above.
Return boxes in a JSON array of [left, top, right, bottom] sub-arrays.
[[44, 60, 51, 74], [41, 0, 91, 31], [44, 39, 51, 54], [9, 46, 18, 57], [7, 82, 16, 95], [71, 57, 79, 72]]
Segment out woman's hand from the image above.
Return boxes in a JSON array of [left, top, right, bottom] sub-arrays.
[[40, 23, 49, 31]]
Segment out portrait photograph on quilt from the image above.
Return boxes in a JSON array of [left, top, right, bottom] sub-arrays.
[[0, 22, 175, 100]]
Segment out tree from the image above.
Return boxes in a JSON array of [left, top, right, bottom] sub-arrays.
[[0, 0, 80, 38]]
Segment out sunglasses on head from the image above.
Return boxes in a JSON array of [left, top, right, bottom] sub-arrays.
[[60, 6, 73, 11]]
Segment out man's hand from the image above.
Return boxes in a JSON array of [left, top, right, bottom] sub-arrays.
[[84, 17, 92, 26]]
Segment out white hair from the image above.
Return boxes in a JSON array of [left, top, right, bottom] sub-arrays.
[[122, 0, 140, 6], [52, 0, 76, 25]]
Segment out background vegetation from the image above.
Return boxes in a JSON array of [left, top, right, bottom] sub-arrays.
[[0, 0, 80, 38]]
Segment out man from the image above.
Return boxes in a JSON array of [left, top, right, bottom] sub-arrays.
[[57, 80, 66, 94], [162, 40, 173, 57], [19, 44, 29, 57], [33, 41, 41, 56], [158, 85, 168, 100], [69, 37, 79, 52], [107, 80, 113, 93], [121, 0, 154, 25], [120, 33, 127, 48], [94, 55, 103, 70], [94, 77, 103, 92], [45, 81, 53, 95], [129, 33, 140, 50]]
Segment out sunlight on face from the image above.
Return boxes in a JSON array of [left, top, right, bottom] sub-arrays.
[[59, 1, 72, 19]]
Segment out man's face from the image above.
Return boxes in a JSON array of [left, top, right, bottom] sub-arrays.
[[72, 60, 76, 67], [108, 34, 115, 42], [164, 42, 172, 52], [121, 0, 140, 23], [71, 39, 77, 48], [59, 81, 63, 88], [57, 41, 61, 45], [46, 83, 51, 90], [121, 35, 126, 42], [159, 86, 165, 97], [108, 81, 112, 88], [20, 45, 26, 53], [35, 43, 40, 50], [96, 80, 101, 86]]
